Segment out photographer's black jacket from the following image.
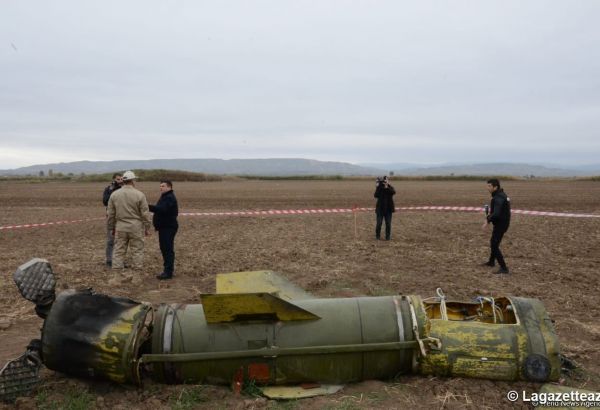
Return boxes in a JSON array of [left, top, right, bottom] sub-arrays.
[[374, 184, 396, 215], [487, 189, 511, 230], [102, 183, 121, 207], [149, 190, 179, 230]]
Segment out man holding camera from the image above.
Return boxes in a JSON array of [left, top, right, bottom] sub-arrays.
[[482, 178, 511, 274], [374, 176, 396, 240], [102, 173, 123, 267]]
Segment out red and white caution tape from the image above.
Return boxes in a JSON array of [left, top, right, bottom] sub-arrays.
[[511, 209, 600, 218], [1, 206, 598, 231], [180, 208, 357, 217], [399, 205, 600, 218], [0, 217, 104, 231], [181, 206, 600, 218]]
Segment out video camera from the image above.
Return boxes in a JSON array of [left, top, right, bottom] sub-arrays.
[[376, 176, 389, 186]]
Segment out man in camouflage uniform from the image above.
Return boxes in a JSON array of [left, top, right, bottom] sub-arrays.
[[107, 171, 152, 270]]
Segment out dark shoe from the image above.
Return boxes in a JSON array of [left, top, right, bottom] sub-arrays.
[[494, 267, 510, 274], [385, 237, 390, 241], [156, 272, 173, 280], [375, 236, 381, 240], [105, 261, 112, 268], [482, 261, 495, 267]]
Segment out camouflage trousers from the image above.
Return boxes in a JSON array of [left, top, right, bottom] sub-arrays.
[[106, 219, 115, 263], [112, 230, 144, 270]]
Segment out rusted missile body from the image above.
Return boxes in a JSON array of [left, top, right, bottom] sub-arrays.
[[1, 259, 561, 401]]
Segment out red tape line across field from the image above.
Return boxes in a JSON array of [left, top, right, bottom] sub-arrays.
[[0, 206, 598, 231]]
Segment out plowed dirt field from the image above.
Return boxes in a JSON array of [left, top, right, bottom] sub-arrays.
[[1, 179, 599, 409]]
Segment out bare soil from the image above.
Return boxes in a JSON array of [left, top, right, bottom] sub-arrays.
[[1, 179, 599, 409]]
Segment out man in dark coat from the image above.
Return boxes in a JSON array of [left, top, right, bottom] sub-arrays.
[[149, 180, 179, 280], [374, 176, 396, 240], [482, 178, 511, 274], [102, 173, 122, 267]]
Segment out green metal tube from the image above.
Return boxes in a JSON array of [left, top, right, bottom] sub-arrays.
[[142, 340, 419, 363], [149, 296, 417, 385]]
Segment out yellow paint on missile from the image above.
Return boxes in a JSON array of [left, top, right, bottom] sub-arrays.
[[86, 305, 149, 384], [216, 271, 313, 300], [201, 293, 320, 323]]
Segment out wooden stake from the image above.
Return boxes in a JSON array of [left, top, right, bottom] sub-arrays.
[[353, 205, 358, 239]]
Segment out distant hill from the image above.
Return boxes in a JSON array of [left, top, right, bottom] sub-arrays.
[[361, 162, 600, 177], [0, 158, 385, 177], [2, 159, 599, 178], [398, 163, 587, 177]]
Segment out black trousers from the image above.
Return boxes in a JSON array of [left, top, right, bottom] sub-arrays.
[[376, 212, 393, 240], [158, 227, 178, 274], [489, 226, 508, 269]]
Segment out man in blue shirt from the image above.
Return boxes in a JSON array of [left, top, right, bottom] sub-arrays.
[[149, 180, 179, 280]]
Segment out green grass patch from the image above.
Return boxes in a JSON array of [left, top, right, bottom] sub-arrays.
[[320, 398, 361, 410], [169, 385, 208, 410], [267, 399, 300, 409], [242, 379, 264, 398], [36, 386, 94, 410]]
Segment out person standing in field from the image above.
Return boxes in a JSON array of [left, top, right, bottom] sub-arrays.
[[374, 176, 396, 240], [107, 171, 152, 270], [149, 180, 179, 280], [102, 173, 123, 267], [482, 178, 511, 274]]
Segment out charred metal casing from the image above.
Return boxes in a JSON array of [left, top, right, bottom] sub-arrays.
[[41, 289, 151, 384]]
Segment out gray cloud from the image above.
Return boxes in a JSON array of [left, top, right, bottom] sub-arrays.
[[1, 0, 600, 168]]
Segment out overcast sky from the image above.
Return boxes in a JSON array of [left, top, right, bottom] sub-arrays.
[[1, 1, 599, 169]]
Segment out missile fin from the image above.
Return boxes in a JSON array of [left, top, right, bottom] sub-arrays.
[[201, 292, 320, 323], [215, 271, 313, 300]]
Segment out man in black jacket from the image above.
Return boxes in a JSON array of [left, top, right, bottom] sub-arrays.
[[149, 180, 179, 280], [374, 176, 396, 240], [102, 173, 123, 267], [482, 178, 511, 274]]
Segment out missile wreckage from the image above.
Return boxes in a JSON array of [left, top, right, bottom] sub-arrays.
[[1, 258, 561, 402]]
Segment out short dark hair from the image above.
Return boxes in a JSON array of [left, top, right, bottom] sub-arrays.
[[487, 178, 500, 188], [160, 180, 173, 188], [112, 173, 122, 179]]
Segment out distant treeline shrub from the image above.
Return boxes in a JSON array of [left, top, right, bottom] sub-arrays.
[[79, 169, 223, 182], [390, 175, 520, 181], [240, 175, 520, 181], [0, 174, 72, 183], [0, 169, 223, 183], [2, 172, 596, 183], [238, 175, 522, 181], [241, 175, 345, 180]]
